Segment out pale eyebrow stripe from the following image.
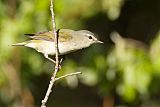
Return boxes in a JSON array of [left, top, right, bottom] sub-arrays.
[[86, 33, 93, 37]]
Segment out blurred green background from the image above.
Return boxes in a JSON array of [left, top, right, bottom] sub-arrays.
[[0, 0, 160, 107]]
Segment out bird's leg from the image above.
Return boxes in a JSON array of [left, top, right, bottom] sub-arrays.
[[59, 55, 65, 63], [59, 58, 63, 64], [44, 54, 62, 69], [44, 54, 56, 63], [58, 55, 66, 69]]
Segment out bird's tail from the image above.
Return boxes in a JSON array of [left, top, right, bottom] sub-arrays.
[[11, 42, 27, 46]]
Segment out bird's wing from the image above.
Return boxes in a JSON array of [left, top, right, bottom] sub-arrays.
[[25, 31, 54, 41], [25, 29, 73, 42], [57, 29, 73, 42]]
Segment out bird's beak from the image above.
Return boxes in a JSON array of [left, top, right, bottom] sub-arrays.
[[96, 40, 104, 44]]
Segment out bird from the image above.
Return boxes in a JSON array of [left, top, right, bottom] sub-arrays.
[[12, 29, 103, 63]]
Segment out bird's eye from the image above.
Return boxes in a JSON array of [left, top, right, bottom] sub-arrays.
[[89, 36, 92, 39]]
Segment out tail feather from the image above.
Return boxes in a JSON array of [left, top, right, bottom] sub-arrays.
[[24, 34, 35, 36], [11, 42, 27, 46]]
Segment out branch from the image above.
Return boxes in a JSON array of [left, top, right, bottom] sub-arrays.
[[41, 0, 59, 107], [55, 72, 82, 81], [41, 0, 82, 107]]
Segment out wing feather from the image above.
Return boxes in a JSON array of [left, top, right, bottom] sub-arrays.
[[24, 29, 73, 42]]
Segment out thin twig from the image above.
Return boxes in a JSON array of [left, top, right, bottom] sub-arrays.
[[55, 72, 82, 81], [41, 0, 59, 107], [41, 0, 82, 107]]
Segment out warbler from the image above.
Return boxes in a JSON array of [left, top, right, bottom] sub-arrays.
[[12, 29, 103, 62]]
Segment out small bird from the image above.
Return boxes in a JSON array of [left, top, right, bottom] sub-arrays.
[[12, 29, 103, 63]]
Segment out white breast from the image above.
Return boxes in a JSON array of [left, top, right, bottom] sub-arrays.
[[25, 41, 70, 55]]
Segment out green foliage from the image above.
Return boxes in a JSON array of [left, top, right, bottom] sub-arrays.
[[102, 0, 124, 20], [150, 31, 160, 73], [109, 33, 152, 101]]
